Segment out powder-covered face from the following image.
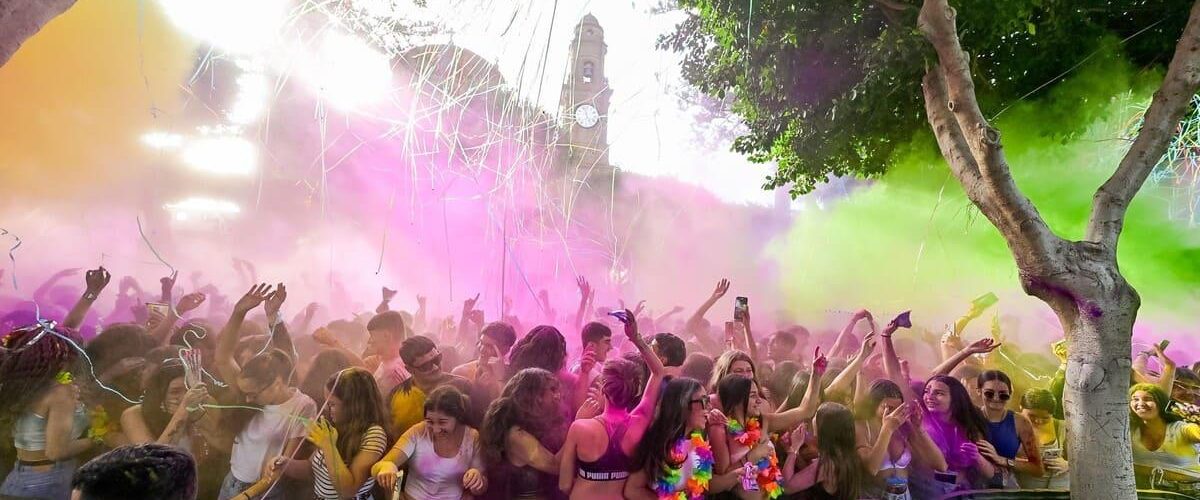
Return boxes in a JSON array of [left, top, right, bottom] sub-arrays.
[[1131, 391, 1159, 421], [425, 410, 459, 438], [1023, 408, 1053, 428], [980, 379, 1011, 412], [924, 380, 952, 414], [730, 360, 754, 379]]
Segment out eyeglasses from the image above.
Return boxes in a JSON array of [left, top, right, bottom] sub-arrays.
[[410, 352, 443, 373], [690, 397, 710, 410], [983, 390, 1011, 401]]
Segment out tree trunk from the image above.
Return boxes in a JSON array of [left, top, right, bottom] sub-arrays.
[[1056, 274, 1139, 499], [0, 0, 79, 69]]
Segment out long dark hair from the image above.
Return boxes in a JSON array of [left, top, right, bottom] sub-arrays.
[[480, 368, 562, 465], [506, 326, 567, 377], [424, 385, 471, 422], [142, 362, 187, 436], [976, 370, 1012, 391], [1130, 383, 1181, 433], [633, 377, 704, 480], [814, 402, 867, 500], [926, 375, 988, 441], [717, 374, 753, 420], [856, 379, 904, 420], [325, 368, 388, 459]]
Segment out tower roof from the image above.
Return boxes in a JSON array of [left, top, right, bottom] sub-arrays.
[[579, 13, 601, 27]]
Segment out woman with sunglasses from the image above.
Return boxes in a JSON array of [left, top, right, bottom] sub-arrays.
[[624, 377, 742, 499], [974, 370, 1042, 488], [558, 309, 664, 499]]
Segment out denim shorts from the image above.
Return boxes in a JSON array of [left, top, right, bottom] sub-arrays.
[[0, 460, 77, 500], [217, 471, 290, 500]]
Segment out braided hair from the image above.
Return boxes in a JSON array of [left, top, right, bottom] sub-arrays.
[[0, 324, 79, 422]]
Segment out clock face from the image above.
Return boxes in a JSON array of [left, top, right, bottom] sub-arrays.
[[574, 104, 599, 128]]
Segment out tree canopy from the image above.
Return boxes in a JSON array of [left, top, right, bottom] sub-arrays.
[[660, 0, 1194, 195]]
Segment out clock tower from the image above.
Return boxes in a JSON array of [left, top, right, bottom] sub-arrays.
[[558, 13, 614, 187]]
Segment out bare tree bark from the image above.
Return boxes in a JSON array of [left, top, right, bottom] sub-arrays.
[[0, 0, 78, 69], [916, 0, 1200, 498]]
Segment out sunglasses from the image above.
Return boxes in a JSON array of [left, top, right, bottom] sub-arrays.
[[411, 352, 443, 373], [690, 397, 711, 410], [983, 390, 1011, 401]]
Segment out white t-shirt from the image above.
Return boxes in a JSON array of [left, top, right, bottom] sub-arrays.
[[230, 389, 318, 483], [398, 422, 484, 500], [312, 425, 388, 499]]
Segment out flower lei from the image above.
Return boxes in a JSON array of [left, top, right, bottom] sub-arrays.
[[727, 417, 783, 499], [654, 430, 714, 500]]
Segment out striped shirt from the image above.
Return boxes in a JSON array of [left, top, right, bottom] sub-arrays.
[[312, 425, 388, 499]]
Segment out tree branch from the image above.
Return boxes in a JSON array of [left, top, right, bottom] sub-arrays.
[[1087, 0, 1200, 248], [918, 0, 1059, 271]]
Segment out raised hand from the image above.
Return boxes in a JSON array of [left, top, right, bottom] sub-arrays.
[[615, 308, 639, 342], [789, 425, 808, 453], [576, 394, 602, 419], [160, 271, 177, 294], [706, 408, 728, 430], [632, 300, 647, 318], [263, 283, 287, 319], [576, 276, 593, 300], [306, 417, 339, 448], [812, 346, 829, 376], [381, 287, 397, 303], [882, 402, 910, 431], [312, 327, 338, 347], [966, 337, 1001, 355], [233, 283, 273, 315], [180, 385, 209, 414], [84, 267, 111, 295], [579, 346, 598, 375], [857, 331, 878, 359], [710, 278, 731, 301], [463, 293, 480, 314], [176, 292, 206, 315]]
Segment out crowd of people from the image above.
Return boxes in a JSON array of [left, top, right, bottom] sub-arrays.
[[0, 267, 1198, 499]]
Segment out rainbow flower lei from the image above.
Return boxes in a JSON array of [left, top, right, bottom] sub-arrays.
[[654, 430, 714, 500], [727, 417, 783, 499]]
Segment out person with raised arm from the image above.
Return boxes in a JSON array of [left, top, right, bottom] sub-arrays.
[[559, 309, 665, 498], [62, 267, 109, 331], [684, 278, 731, 354], [0, 324, 103, 500], [213, 283, 317, 500], [1133, 340, 1178, 396], [623, 376, 743, 499], [572, 276, 594, 336], [881, 312, 994, 495]]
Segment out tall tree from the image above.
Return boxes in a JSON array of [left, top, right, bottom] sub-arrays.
[[0, 0, 78, 68], [663, 0, 1200, 497]]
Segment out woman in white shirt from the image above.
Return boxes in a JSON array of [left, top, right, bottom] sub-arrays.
[[373, 385, 487, 499]]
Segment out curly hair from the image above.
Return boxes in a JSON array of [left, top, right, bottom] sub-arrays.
[[0, 325, 79, 423], [479, 368, 562, 465], [72, 443, 197, 500], [1020, 388, 1056, 414], [506, 326, 566, 377]]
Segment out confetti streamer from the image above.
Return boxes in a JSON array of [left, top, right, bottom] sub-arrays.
[[0, 227, 22, 290], [136, 216, 177, 277]]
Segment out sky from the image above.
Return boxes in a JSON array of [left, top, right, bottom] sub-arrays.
[[164, 0, 786, 206]]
